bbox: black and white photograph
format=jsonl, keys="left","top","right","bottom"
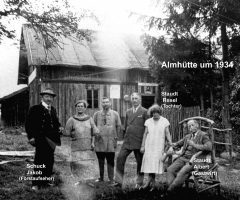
{"left": 0, "top": 0, "right": 240, "bottom": 199}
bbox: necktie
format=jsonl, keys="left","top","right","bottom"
{"left": 191, "top": 133, "right": 196, "bottom": 140}
{"left": 47, "top": 105, "right": 51, "bottom": 115}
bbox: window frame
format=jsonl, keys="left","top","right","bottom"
{"left": 87, "top": 89, "right": 99, "bottom": 108}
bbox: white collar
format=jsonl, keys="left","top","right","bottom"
{"left": 192, "top": 130, "right": 199, "bottom": 138}
{"left": 133, "top": 105, "right": 140, "bottom": 113}
{"left": 42, "top": 101, "right": 50, "bottom": 109}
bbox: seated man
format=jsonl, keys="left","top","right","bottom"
{"left": 162, "top": 119, "right": 212, "bottom": 197}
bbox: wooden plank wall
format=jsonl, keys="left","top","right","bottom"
{"left": 29, "top": 78, "right": 40, "bottom": 107}
{"left": 41, "top": 82, "right": 86, "bottom": 126}
{"left": 161, "top": 106, "right": 200, "bottom": 142}
{"left": 0, "top": 80, "right": 200, "bottom": 142}
{"left": 37, "top": 81, "right": 200, "bottom": 142}
{"left": 0, "top": 89, "right": 29, "bottom": 127}
{"left": 39, "top": 82, "right": 138, "bottom": 126}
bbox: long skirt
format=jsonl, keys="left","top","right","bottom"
{"left": 71, "top": 150, "right": 99, "bottom": 181}
{"left": 54, "top": 137, "right": 99, "bottom": 181}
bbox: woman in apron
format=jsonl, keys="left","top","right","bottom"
{"left": 65, "top": 100, "right": 99, "bottom": 182}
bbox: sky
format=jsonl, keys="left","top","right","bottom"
{"left": 0, "top": 0, "right": 165, "bottom": 98}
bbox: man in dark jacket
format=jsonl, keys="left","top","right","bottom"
{"left": 113, "top": 93, "right": 148, "bottom": 188}
{"left": 162, "top": 119, "right": 212, "bottom": 197}
{"left": 25, "top": 88, "right": 62, "bottom": 190}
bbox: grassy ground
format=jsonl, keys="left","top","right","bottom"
{"left": 91, "top": 145, "right": 240, "bottom": 200}
{"left": 0, "top": 131, "right": 65, "bottom": 200}
{"left": 0, "top": 158, "right": 65, "bottom": 200}
{"left": 0, "top": 131, "right": 240, "bottom": 200}
{"left": 0, "top": 132, "right": 33, "bottom": 151}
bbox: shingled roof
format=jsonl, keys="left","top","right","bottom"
{"left": 20, "top": 24, "right": 149, "bottom": 67}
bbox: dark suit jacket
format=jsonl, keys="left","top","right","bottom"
{"left": 122, "top": 106, "right": 148, "bottom": 150}
{"left": 25, "top": 103, "right": 61, "bottom": 147}
{"left": 174, "top": 130, "right": 212, "bottom": 159}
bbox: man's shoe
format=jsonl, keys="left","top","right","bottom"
{"left": 95, "top": 178, "right": 104, "bottom": 183}
{"left": 110, "top": 182, "right": 122, "bottom": 188}
{"left": 108, "top": 180, "right": 115, "bottom": 184}
{"left": 31, "top": 186, "right": 39, "bottom": 191}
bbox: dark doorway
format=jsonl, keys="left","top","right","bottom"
{"left": 142, "top": 96, "right": 155, "bottom": 109}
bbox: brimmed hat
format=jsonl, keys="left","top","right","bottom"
{"left": 40, "top": 88, "right": 57, "bottom": 97}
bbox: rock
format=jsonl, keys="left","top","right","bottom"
{"left": 21, "top": 132, "right": 27, "bottom": 136}
{"left": 220, "top": 151, "right": 237, "bottom": 160}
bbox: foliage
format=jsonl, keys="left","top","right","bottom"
{"left": 205, "top": 101, "right": 222, "bottom": 127}
{"left": 140, "top": 0, "right": 240, "bottom": 128}
{"left": 141, "top": 23, "right": 220, "bottom": 107}
{"left": 230, "top": 67, "right": 240, "bottom": 135}
{"left": 0, "top": 0, "right": 98, "bottom": 47}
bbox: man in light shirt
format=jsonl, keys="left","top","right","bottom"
{"left": 93, "top": 97, "right": 121, "bottom": 184}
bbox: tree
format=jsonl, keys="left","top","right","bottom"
{"left": 140, "top": 1, "right": 223, "bottom": 113}
{"left": 142, "top": 33, "right": 219, "bottom": 109}
{"left": 230, "top": 66, "right": 240, "bottom": 134}
{"left": 141, "top": 0, "right": 240, "bottom": 150}
{"left": 229, "top": 35, "right": 240, "bottom": 134}
{"left": 0, "top": 0, "right": 98, "bottom": 47}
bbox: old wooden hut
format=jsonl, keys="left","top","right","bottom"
{"left": 18, "top": 24, "right": 159, "bottom": 127}
{"left": 0, "top": 87, "right": 29, "bottom": 127}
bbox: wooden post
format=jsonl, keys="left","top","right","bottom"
{"left": 209, "top": 123, "right": 216, "bottom": 164}
{"left": 221, "top": 23, "right": 231, "bottom": 152}
{"left": 228, "top": 130, "right": 233, "bottom": 162}
{"left": 210, "top": 86, "right": 214, "bottom": 119}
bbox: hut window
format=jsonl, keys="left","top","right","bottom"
{"left": 87, "top": 89, "right": 99, "bottom": 108}
{"left": 141, "top": 86, "right": 144, "bottom": 94}
{"left": 152, "top": 87, "right": 156, "bottom": 94}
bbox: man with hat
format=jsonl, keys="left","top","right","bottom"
{"left": 25, "top": 88, "right": 63, "bottom": 190}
